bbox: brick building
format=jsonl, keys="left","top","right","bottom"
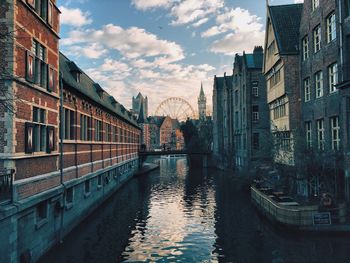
{"left": 233, "top": 47, "right": 270, "bottom": 169}
{"left": 263, "top": 3, "right": 303, "bottom": 167}
{"left": 212, "top": 75, "right": 226, "bottom": 169}
{"left": 298, "top": 0, "right": 344, "bottom": 198}
{"left": 0, "top": 1, "right": 141, "bottom": 262}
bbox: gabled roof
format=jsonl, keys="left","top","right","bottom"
{"left": 268, "top": 4, "right": 303, "bottom": 55}
{"left": 59, "top": 52, "right": 139, "bottom": 128}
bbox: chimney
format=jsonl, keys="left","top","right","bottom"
{"left": 253, "top": 46, "right": 263, "bottom": 54}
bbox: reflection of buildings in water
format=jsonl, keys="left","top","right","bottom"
{"left": 122, "top": 161, "right": 219, "bottom": 262}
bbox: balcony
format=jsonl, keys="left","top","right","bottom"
{"left": 0, "top": 170, "right": 14, "bottom": 204}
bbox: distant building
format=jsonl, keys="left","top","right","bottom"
{"left": 198, "top": 83, "right": 207, "bottom": 121}
{"left": 132, "top": 92, "right": 148, "bottom": 119}
{"left": 263, "top": 3, "right": 303, "bottom": 167}
{"left": 137, "top": 103, "right": 151, "bottom": 150}
{"left": 147, "top": 116, "right": 184, "bottom": 150}
{"left": 233, "top": 47, "right": 270, "bottom": 169}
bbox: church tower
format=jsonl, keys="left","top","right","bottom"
{"left": 198, "top": 83, "right": 207, "bottom": 120}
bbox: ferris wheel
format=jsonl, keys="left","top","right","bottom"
{"left": 155, "top": 97, "right": 195, "bottom": 121}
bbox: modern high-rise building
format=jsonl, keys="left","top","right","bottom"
{"left": 198, "top": 83, "right": 207, "bottom": 120}
{"left": 132, "top": 92, "right": 148, "bottom": 120}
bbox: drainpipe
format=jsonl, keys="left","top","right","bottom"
{"left": 339, "top": 0, "right": 344, "bottom": 82}
{"left": 59, "top": 72, "right": 65, "bottom": 243}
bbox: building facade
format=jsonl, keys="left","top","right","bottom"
{"left": 0, "top": 2, "right": 141, "bottom": 262}
{"left": 233, "top": 47, "right": 270, "bottom": 169}
{"left": 132, "top": 92, "right": 148, "bottom": 120}
{"left": 298, "top": 0, "right": 344, "bottom": 198}
{"left": 263, "top": 3, "right": 303, "bottom": 167}
{"left": 198, "top": 83, "right": 207, "bottom": 121}
{"left": 212, "top": 76, "right": 226, "bottom": 168}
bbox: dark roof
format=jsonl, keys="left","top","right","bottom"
{"left": 59, "top": 52, "right": 139, "bottom": 128}
{"left": 244, "top": 53, "right": 263, "bottom": 69}
{"left": 148, "top": 116, "right": 166, "bottom": 127}
{"left": 269, "top": 4, "right": 303, "bottom": 55}
{"left": 68, "top": 61, "right": 83, "bottom": 73}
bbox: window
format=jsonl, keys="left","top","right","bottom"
{"left": 36, "top": 201, "right": 48, "bottom": 221}
{"left": 315, "top": 71, "right": 323, "bottom": 98}
{"left": 317, "top": 119, "right": 325, "bottom": 150}
{"left": 106, "top": 123, "right": 111, "bottom": 142}
{"left": 312, "top": 0, "right": 319, "bottom": 11}
{"left": 253, "top": 133, "right": 259, "bottom": 150}
{"left": 252, "top": 82, "right": 259, "bottom": 97}
{"left": 331, "top": 116, "right": 340, "bottom": 150}
{"left": 66, "top": 188, "right": 74, "bottom": 204}
{"left": 252, "top": 106, "right": 259, "bottom": 122}
{"left": 304, "top": 78, "right": 311, "bottom": 102}
{"left": 63, "top": 108, "right": 75, "bottom": 140}
{"left": 302, "top": 36, "right": 309, "bottom": 61}
{"left": 84, "top": 180, "right": 91, "bottom": 194}
{"left": 327, "top": 13, "right": 336, "bottom": 43}
{"left": 95, "top": 120, "right": 103, "bottom": 141}
{"left": 305, "top": 121, "right": 312, "bottom": 149}
{"left": 313, "top": 25, "right": 321, "bottom": 53}
{"left": 32, "top": 39, "right": 48, "bottom": 89}
{"left": 272, "top": 103, "right": 287, "bottom": 120}
{"left": 80, "top": 114, "right": 91, "bottom": 141}
{"left": 33, "top": 106, "right": 47, "bottom": 152}
{"left": 269, "top": 68, "right": 281, "bottom": 88}
{"left": 328, "top": 63, "right": 338, "bottom": 93}
{"left": 35, "top": 0, "right": 48, "bottom": 20}
{"left": 112, "top": 125, "right": 117, "bottom": 142}
{"left": 275, "top": 131, "right": 291, "bottom": 151}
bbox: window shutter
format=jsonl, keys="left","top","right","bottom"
{"left": 47, "top": 65, "right": 55, "bottom": 92}
{"left": 25, "top": 122, "right": 35, "bottom": 154}
{"left": 46, "top": 126, "right": 55, "bottom": 153}
{"left": 27, "top": 0, "right": 35, "bottom": 8}
{"left": 47, "top": 1, "right": 53, "bottom": 26}
{"left": 26, "top": 51, "right": 35, "bottom": 83}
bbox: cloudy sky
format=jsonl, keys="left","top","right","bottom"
{"left": 58, "top": 0, "right": 303, "bottom": 115}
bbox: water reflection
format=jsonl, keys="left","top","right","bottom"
{"left": 122, "top": 158, "right": 218, "bottom": 262}
{"left": 39, "top": 158, "right": 350, "bottom": 263}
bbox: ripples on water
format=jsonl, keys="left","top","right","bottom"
{"left": 121, "top": 159, "right": 219, "bottom": 262}
{"left": 39, "top": 158, "right": 350, "bottom": 263}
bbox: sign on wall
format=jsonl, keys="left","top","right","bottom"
{"left": 313, "top": 212, "right": 331, "bottom": 226}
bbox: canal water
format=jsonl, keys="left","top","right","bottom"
{"left": 39, "top": 158, "right": 350, "bottom": 263}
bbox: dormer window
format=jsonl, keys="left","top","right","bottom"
{"left": 68, "top": 61, "right": 82, "bottom": 83}
{"left": 93, "top": 83, "right": 104, "bottom": 98}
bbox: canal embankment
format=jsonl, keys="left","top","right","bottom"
{"left": 251, "top": 186, "right": 350, "bottom": 232}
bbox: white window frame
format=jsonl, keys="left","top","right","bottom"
{"left": 302, "top": 36, "right": 309, "bottom": 61}
{"left": 327, "top": 13, "right": 336, "bottom": 43}
{"left": 331, "top": 116, "right": 340, "bottom": 150}
{"left": 317, "top": 119, "right": 325, "bottom": 150}
{"left": 306, "top": 121, "right": 312, "bottom": 149}
{"left": 313, "top": 25, "right": 321, "bottom": 53}
{"left": 315, "top": 71, "right": 323, "bottom": 98}
{"left": 304, "top": 78, "right": 311, "bottom": 102}
{"left": 328, "top": 63, "right": 338, "bottom": 93}
{"left": 312, "top": 0, "right": 319, "bottom": 11}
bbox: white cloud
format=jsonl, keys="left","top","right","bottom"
{"left": 294, "top": 0, "right": 304, "bottom": 3}
{"left": 65, "top": 43, "right": 107, "bottom": 59}
{"left": 210, "top": 31, "right": 265, "bottom": 55}
{"left": 59, "top": 6, "right": 92, "bottom": 27}
{"left": 170, "top": 0, "right": 224, "bottom": 26}
{"left": 131, "top": 0, "right": 170, "bottom": 10}
{"left": 203, "top": 7, "right": 265, "bottom": 55}
{"left": 62, "top": 24, "right": 185, "bottom": 64}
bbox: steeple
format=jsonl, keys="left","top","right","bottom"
{"left": 198, "top": 82, "right": 207, "bottom": 121}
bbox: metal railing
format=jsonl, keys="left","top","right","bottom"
{"left": 0, "top": 169, "right": 14, "bottom": 204}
